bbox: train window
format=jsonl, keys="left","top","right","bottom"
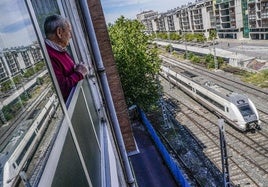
{"left": 170, "top": 74, "right": 192, "bottom": 90}
{"left": 196, "top": 90, "right": 225, "bottom": 111}
{"left": 238, "top": 105, "right": 255, "bottom": 116}
{"left": 0, "top": 1, "right": 64, "bottom": 186}
{"left": 16, "top": 133, "right": 37, "bottom": 166}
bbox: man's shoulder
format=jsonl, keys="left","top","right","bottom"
{"left": 45, "top": 43, "right": 63, "bottom": 57}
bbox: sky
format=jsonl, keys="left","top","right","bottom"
{"left": 101, "top": 0, "right": 193, "bottom": 24}
{"left": 0, "top": 0, "right": 36, "bottom": 49}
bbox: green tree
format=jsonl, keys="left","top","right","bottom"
{"left": 166, "top": 44, "right": 173, "bottom": 52}
{"left": 191, "top": 55, "right": 201, "bottom": 63}
{"left": 205, "top": 54, "right": 215, "bottom": 68}
{"left": 208, "top": 29, "right": 217, "bottom": 40}
{"left": 196, "top": 33, "right": 206, "bottom": 42}
{"left": 108, "top": 16, "right": 161, "bottom": 111}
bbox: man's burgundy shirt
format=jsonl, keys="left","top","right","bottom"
{"left": 45, "top": 44, "right": 83, "bottom": 102}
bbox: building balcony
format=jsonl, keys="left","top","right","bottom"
{"left": 222, "top": 19, "right": 231, "bottom": 23}
{"left": 216, "top": 0, "right": 230, "bottom": 4}
{"left": 249, "top": 15, "right": 257, "bottom": 19}
{"left": 216, "top": 25, "right": 222, "bottom": 29}
{"left": 261, "top": 12, "right": 268, "bottom": 18}
{"left": 248, "top": 0, "right": 256, "bottom": 3}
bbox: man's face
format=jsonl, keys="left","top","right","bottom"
{"left": 57, "top": 22, "right": 72, "bottom": 48}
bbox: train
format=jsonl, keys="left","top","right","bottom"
{"left": 160, "top": 65, "right": 261, "bottom": 132}
{"left": 3, "top": 94, "right": 58, "bottom": 187}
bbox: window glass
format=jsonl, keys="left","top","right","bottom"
{"left": 239, "top": 105, "right": 254, "bottom": 116}
{"left": 0, "top": 1, "right": 63, "bottom": 187}
{"left": 29, "top": 1, "right": 102, "bottom": 186}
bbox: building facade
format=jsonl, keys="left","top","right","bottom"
{"left": 248, "top": 0, "right": 268, "bottom": 39}
{"left": 137, "top": 0, "right": 268, "bottom": 40}
{"left": 0, "top": 45, "right": 43, "bottom": 82}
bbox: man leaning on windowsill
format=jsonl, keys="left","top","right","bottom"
{"left": 44, "top": 14, "right": 89, "bottom": 102}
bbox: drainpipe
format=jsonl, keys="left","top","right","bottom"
{"left": 78, "top": 0, "right": 135, "bottom": 186}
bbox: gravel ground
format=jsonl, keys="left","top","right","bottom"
{"left": 147, "top": 79, "right": 225, "bottom": 187}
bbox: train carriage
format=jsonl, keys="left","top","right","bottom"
{"left": 3, "top": 95, "right": 58, "bottom": 187}
{"left": 160, "top": 66, "right": 261, "bottom": 132}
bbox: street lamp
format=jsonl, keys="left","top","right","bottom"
{"left": 184, "top": 34, "right": 188, "bottom": 59}
{"left": 218, "top": 119, "right": 231, "bottom": 187}
{"left": 20, "top": 68, "right": 29, "bottom": 100}
{"left": 213, "top": 37, "right": 218, "bottom": 70}
{"left": 168, "top": 30, "right": 172, "bottom": 53}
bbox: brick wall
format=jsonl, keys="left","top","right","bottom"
{"left": 87, "top": 0, "right": 136, "bottom": 152}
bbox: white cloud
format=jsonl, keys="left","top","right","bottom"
{"left": 0, "top": 0, "right": 36, "bottom": 48}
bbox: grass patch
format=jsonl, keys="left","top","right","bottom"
{"left": 241, "top": 69, "right": 268, "bottom": 88}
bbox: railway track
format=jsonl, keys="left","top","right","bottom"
{"left": 156, "top": 127, "right": 204, "bottom": 187}
{"left": 161, "top": 77, "right": 268, "bottom": 186}
{"left": 258, "top": 109, "right": 268, "bottom": 125}
{"left": 160, "top": 55, "right": 268, "bottom": 114}
{"left": 154, "top": 98, "right": 224, "bottom": 186}
{"left": 1, "top": 92, "right": 59, "bottom": 187}
{"left": 0, "top": 86, "right": 52, "bottom": 152}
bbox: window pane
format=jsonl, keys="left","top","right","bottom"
{"left": 0, "top": 1, "right": 63, "bottom": 187}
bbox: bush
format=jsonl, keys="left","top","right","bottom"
{"left": 13, "top": 75, "right": 23, "bottom": 85}
{"left": 165, "top": 44, "right": 173, "bottom": 52}
{"left": 191, "top": 56, "right": 201, "bottom": 63}
{"left": 1, "top": 80, "right": 13, "bottom": 92}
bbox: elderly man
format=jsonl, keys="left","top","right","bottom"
{"left": 44, "top": 14, "right": 88, "bottom": 102}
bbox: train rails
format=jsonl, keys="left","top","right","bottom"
{"left": 158, "top": 63, "right": 268, "bottom": 186}
{"left": 0, "top": 85, "right": 52, "bottom": 150}
{"left": 0, "top": 89, "right": 59, "bottom": 187}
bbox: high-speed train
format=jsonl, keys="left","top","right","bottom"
{"left": 160, "top": 65, "right": 261, "bottom": 132}
{"left": 3, "top": 94, "right": 58, "bottom": 187}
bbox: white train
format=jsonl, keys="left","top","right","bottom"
{"left": 160, "top": 66, "right": 261, "bottom": 132}
{"left": 3, "top": 94, "right": 58, "bottom": 187}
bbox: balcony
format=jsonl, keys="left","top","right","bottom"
{"left": 216, "top": 0, "right": 229, "bottom": 4}
{"left": 221, "top": 10, "right": 230, "bottom": 16}
{"left": 261, "top": 12, "right": 268, "bottom": 19}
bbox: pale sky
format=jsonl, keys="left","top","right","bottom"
{"left": 100, "top": 0, "right": 193, "bottom": 24}
{"left": 0, "top": 0, "right": 36, "bottom": 49}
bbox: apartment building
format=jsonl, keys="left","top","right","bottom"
{"left": 215, "top": 0, "right": 244, "bottom": 39}
{"left": 152, "top": 13, "right": 167, "bottom": 32}
{"left": 0, "top": 45, "right": 43, "bottom": 81}
{"left": 137, "top": 10, "right": 158, "bottom": 33}
{"left": 248, "top": 0, "right": 268, "bottom": 39}
{"left": 141, "top": 0, "right": 215, "bottom": 38}
{"left": 137, "top": 0, "right": 268, "bottom": 40}
{"left": 164, "top": 10, "right": 176, "bottom": 32}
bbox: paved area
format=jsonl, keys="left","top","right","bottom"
{"left": 216, "top": 39, "right": 268, "bottom": 61}
{"left": 155, "top": 39, "right": 268, "bottom": 71}
{"left": 129, "top": 123, "right": 179, "bottom": 187}
{"left": 156, "top": 40, "right": 254, "bottom": 61}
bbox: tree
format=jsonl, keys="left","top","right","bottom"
{"left": 208, "top": 29, "right": 217, "bottom": 40}
{"left": 108, "top": 16, "right": 161, "bottom": 111}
